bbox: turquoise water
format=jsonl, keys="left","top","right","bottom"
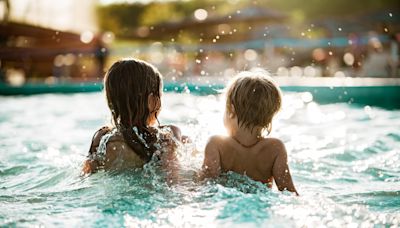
{"left": 0, "top": 92, "right": 399, "bottom": 227}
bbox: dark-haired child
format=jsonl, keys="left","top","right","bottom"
{"left": 82, "top": 59, "right": 182, "bottom": 175}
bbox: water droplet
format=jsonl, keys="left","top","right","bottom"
{"left": 389, "top": 13, "right": 393, "bottom": 17}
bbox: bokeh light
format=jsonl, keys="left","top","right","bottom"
{"left": 194, "top": 9, "right": 208, "bottom": 21}
{"left": 80, "top": 31, "right": 94, "bottom": 44}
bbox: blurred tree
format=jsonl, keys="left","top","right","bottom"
{"left": 262, "top": 0, "right": 399, "bottom": 19}
{"left": 97, "top": 0, "right": 399, "bottom": 38}
{"left": 140, "top": 3, "right": 183, "bottom": 26}
{"left": 97, "top": 0, "right": 228, "bottom": 41}
{"left": 97, "top": 3, "right": 146, "bottom": 36}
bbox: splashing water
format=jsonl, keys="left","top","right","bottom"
{"left": 0, "top": 92, "right": 399, "bottom": 227}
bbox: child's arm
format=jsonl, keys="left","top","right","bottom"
{"left": 201, "top": 136, "right": 222, "bottom": 178}
{"left": 159, "top": 125, "right": 181, "bottom": 184}
{"left": 160, "top": 144, "right": 179, "bottom": 185}
{"left": 167, "top": 125, "right": 192, "bottom": 144}
{"left": 81, "top": 126, "right": 110, "bottom": 175}
{"left": 271, "top": 139, "right": 299, "bottom": 195}
{"left": 82, "top": 159, "right": 99, "bottom": 174}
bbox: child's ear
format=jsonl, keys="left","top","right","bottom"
{"left": 148, "top": 93, "right": 157, "bottom": 112}
{"left": 229, "top": 104, "right": 236, "bottom": 118}
{"left": 148, "top": 93, "right": 161, "bottom": 112}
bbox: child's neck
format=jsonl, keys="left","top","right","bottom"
{"left": 231, "top": 127, "right": 261, "bottom": 147}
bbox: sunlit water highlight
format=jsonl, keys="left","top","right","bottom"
{"left": 0, "top": 92, "right": 399, "bottom": 227}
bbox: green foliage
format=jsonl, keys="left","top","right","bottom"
{"left": 97, "top": 0, "right": 399, "bottom": 37}
{"left": 140, "top": 3, "right": 183, "bottom": 25}
{"left": 97, "top": 3, "right": 146, "bottom": 35}
{"left": 262, "top": 0, "right": 399, "bottom": 19}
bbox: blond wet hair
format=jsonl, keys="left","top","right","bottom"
{"left": 226, "top": 70, "right": 282, "bottom": 134}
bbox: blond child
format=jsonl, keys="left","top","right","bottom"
{"left": 201, "top": 71, "right": 298, "bottom": 195}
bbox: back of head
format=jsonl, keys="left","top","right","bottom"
{"left": 104, "top": 58, "right": 162, "bottom": 128}
{"left": 226, "top": 70, "right": 282, "bottom": 134}
{"left": 103, "top": 59, "right": 162, "bottom": 161}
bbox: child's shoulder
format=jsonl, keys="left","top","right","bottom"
{"left": 93, "top": 126, "right": 112, "bottom": 139}
{"left": 89, "top": 126, "right": 127, "bottom": 150}
{"left": 261, "top": 137, "right": 285, "bottom": 147}
{"left": 89, "top": 126, "right": 112, "bottom": 153}
{"left": 160, "top": 125, "right": 181, "bottom": 140}
{"left": 207, "top": 135, "right": 228, "bottom": 144}
{"left": 259, "top": 137, "right": 287, "bottom": 157}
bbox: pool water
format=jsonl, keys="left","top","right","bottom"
{"left": 0, "top": 92, "right": 399, "bottom": 227}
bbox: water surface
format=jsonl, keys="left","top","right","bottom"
{"left": 0, "top": 92, "right": 399, "bottom": 227}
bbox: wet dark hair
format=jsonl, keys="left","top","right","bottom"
{"left": 104, "top": 59, "right": 162, "bottom": 161}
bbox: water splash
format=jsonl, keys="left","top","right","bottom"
{"left": 0, "top": 92, "right": 399, "bottom": 227}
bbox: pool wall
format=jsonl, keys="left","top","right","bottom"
{"left": 1, "top": 78, "right": 400, "bottom": 109}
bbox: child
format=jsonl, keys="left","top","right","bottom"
{"left": 82, "top": 59, "right": 181, "bottom": 175}
{"left": 201, "top": 71, "right": 298, "bottom": 195}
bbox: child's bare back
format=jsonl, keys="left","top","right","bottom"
{"left": 83, "top": 125, "right": 180, "bottom": 173}
{"left": 204, "top": 136, "right": 296, "bottom": 192}
{"left": 201, "top": 71, "right": 298, "bottom": 195}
